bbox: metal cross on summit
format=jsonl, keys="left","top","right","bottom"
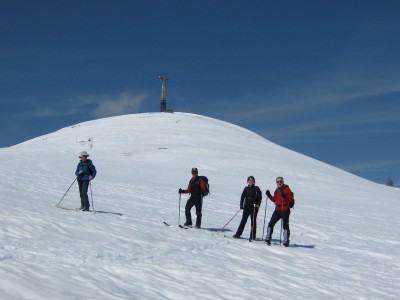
{"left": 159, "top": 74, "right": 169, "bottom": 112}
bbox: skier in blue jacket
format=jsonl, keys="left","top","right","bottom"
{"left": 75, "top": 151, "right": 97, "bottom": 211}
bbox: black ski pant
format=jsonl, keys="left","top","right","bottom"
{"left": 78, "top": 179, "right": 90, "bottom": 209}
{"left": 185, "top": 196, "right": 202, "bottom": 227}
{"left": 235, "top": 206, "right": 259, "bottom": 239}
{"left": 268, "top": 209, "right": 290, "bottom": 239}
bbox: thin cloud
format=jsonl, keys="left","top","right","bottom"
{"left": 339, "top": 159, "right": 400, "bottom": 173}
{"left": 210, "top": 74, "right": 400, "bottom": 144}
{"left": 19, "top": 92, "right": 147, "bottom": 119}
{"left": 25, "top": 106, "right": 59, "bottom": 117}
{"left": 90, "top": 93, "right": 146, "bottom": 118}
{"left": 266, "top": 109, "right": 400, "bottom": 139}
{"left": 216, "top": 74, "right": 400, "bottom": 123}
{"left": 21, "top": 106, "right": 80, "bottom": 117}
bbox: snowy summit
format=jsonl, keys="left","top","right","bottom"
{"left": 0, "top": 112, "right": 399, "bottom": 299}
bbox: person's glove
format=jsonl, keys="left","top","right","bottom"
{"left": 281, "top": 191, "right": 286, "bottom": 198}
{"left": 240, "top": 205, "right": 244, "bottom": 209}
{"left": 266, "top": 190, "right": 271, "bottom": 197}
{"left": 179, "top": 188, "right": 183, "bottom": 194}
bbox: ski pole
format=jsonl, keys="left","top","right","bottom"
{"left": 89, "top": 180, "right": 94, "bottom": 213}
{"left": 221, "top": 209, "right": 241, "bottom": 231}
{"left": 251, "top": 204, "right": 257, "bottom": 240}
{"left": 262, "top": 199, "right": 267, "bottom": 241}
{"left": 178, "top": 193, "right": 181, "bottom": 226}
{"left": 280, "top": 202, "right": 283, "bottom": 247}
{"left": 56, "top": 177, "right": 77, "bottom": 207}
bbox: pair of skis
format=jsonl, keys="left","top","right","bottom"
{"left": 163, "top": 221, "right": 256, "bottom": 243}
{"left": 56, "top": 205, "right": 123, "bottom": 216}
{"left": 163, "top": 221, "right": 192, "bottom": 229}
{"left": 164, "top": 222, "right": 202, "bottom": 230}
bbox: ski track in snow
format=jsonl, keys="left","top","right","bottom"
{"left": 1, "top": 112, "right": 399, "bottom": 299}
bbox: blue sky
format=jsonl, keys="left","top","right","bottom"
{"left": 1, "top": 0, "right": 399, "bottom": 185}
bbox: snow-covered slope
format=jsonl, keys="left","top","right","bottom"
{"left": 0, "top": 112, "right": 399, "bottom": 299}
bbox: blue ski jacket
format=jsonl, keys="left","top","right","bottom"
{"left": 75, "top": 159, "right": 97, "bottom": 181}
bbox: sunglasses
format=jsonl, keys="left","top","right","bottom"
{"left": 276, "top": 180, "right": 283, "bottom": 183}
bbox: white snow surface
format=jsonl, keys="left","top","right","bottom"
{"left": 0, "top": 112, "right": 399, "bottom": 300}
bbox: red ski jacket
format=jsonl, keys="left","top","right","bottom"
{"left": 267, "top": 184, "right": 293, "bottom": 211}
{"left": 183, "top": 176, "right": 207, "bottom": 195}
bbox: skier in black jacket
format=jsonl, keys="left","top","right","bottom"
{"left": 233, "top": 176, "right": 262, "bottom": 240}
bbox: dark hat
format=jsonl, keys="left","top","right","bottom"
{"left": 191, "top": 167, "right": 198, "bottom": 174}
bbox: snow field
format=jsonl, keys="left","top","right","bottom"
{"left": 0, "top": 112, "right": 399, "bottom": 299}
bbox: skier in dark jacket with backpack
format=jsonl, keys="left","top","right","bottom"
{"left": 179, "top": 167, "right": 207, "bottom": 228}
{"left": 265, "top": 176, "right": 294, "bottom": 247}
{"left": 233, "top": 176, "right": 262, "bottom": 240}
{"left": 75, "top": 151, "right": 97, "bottom": 211}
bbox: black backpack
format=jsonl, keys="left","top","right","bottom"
{"left": 197, "top": 176, "right": 210, "bottom": 197}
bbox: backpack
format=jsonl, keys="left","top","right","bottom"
{"left": 289, "top": 192, "right": 295, "bottom": 208}
{"left": 197, "top": 176, "right": 210, "bottom": 197}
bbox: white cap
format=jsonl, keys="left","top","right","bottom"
{"left": 79, "top": 151, "right": 89, "bottom": 158}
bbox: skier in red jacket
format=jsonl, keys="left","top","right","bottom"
{"left": 265, "top": 177, "right": 294, "bottom": 247}
{"left": 179, "top": 168, "right": 207, "bottom": 228}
